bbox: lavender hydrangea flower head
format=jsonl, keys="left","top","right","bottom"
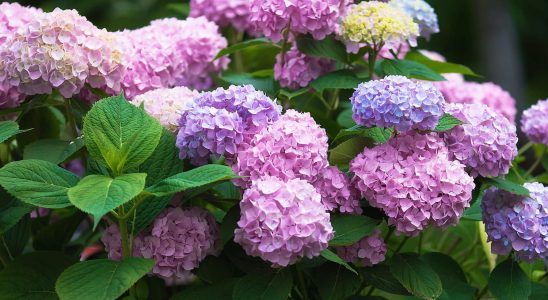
{"left": 441, "top": 103, "right": 518, "bottom": 177}
{"left": 351, "top": 75, "right": 445, "bottom": 133}
{"left": 234, "top": 177, "right": 334, "bottom": 267}
{"left": 177, "top": 85, "right": 281, "bottom": 165}
{"left": 132, "top": 87, "right": 200, "bottom": 132}
{"left": 521, "top": 99, "right": 548, "bottom": 145}
{"left": 190, "top": 0, "right": 253, "bottom": 33}
{"left": 482, "top": 182, "right": 548, "bottom": 263}
{"left": 233, "top": 109, "right": 328, "bottom": 188}
{"left": 336, "top": 230, "right": 386, "bottom": 266}
{"left": 389, "top": 0, "right": 439, "bottom": 39}
{"left": 274, "top": 46, "right": 334, "bottom": 89}
{"left": 350, "top": 132, "right": 475, "bottom": 236}
{"left": 312, "top": 166, "right": 362, "bottom": 214}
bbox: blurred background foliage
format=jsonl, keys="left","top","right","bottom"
{"left": 14, "top": 0, "right": 548, "bottom": 115}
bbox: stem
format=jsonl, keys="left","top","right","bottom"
{"left": 393, "top": 236, "right": 410, "bottom": 255}
{"left": 280, "top": 25, "right": 291, "bottom": 67}
{"left": 524, "top": 147, "right": 545, "bottom": 179}
{"left": 367, "top": 46, "right": 377, "bottom": 79}
{"left": 418, "top": 232, "right": 423, "bottom": 255}
{"left": 476, "top": 284, "right": 488, "bottom": 300}
{"left": 511, "top": 165, "right": 525, "bottom": 184}
{"left": 518, "top": 141, "right": 534, "bottom": 156}
{"left": 118, "top": 213, "right": 137, "bottom": 297}
{"left": 384, "top": 227, "right": 395, "bottom": 242}
{"left": 366, "top": 286, "right": 375, "bottom": 296}
{"left": 64, "top": 99, "right": 78, "bottom": 139}
{"left": 0, "top": 237, "right": 11, "bottom": 267}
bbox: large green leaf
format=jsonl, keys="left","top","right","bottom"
{"left": 296, "top": 34, "right": 347, "bottom": 63}
{"left": 320, "top": 249, "right": 358, "bottom": 275}
{"left": 360, "top": 264, "right": 410, "bottom": 296}
{"left": 233, "top": 269, "right": 293, "bottom": 300}
{"left": 311, "top": 263, "right": 362, "bottom": 300}
{"left": 33, "top": 212, "right": 85, "bottom": 251}
{"left": 2, "top": 214, "right": 30, "bottom": 258}
{"left": 381, "top": 59, "right": 445, "bottom": 81}
{"left": 329, "top": 137, "right": 370, "bottom": 167}
{"left": 311, "top": 70, "right": 363, "bottom": 92}
{"left": 0, "top": 160, "right": 80, "bottom": 208}
{"left": 0, "top": 120, "right": 30, "bottom": 143}
{"left": 433, "top": 113, "right": 464, "bottom": 132}
{"left": 488, "top": 259, "right": 531, "bottom": 300}
{"left": 405, "top": 51, "right": 479, "bottom": 77}
{"left": 421, "top": 253, "right": 476, "bottom": 300}
{"left": 332, "top": 126, "right": 393, "bottom": 147}
{"left": 219, "top": 73, "right": 279, "bottom": 97}
{"left": 55, "top": 258, "right": 154, "bottom": 300}
{"left": 336, "top": 109, "right": 355, "bottom": 129}
{"left": 485, "top": 177, "right": 530, "bottom": 196}
{"left": 67, "top": 173, "right": 146, "bottom": 227}
{"left": 23, "top": 137, "right": 84, "bottom": 164}
{"left": 0, "top": 251, "right": 76, "bottom": 300}
{"left": 216, "top": 38, "right": 272, "bottom": 59}
{"left": 329, "top": 214, "right": 379, "bottom": 246}
{"left": 220, "top": 205, "right": 241, "bottom": 246}
{"left": 0, "top": 188, "right": 33, "bottom": 234}
{"left": 389, "top": 253, "right": 443, "bottom": 300}
{"left": 174, "top": 279, "right": 238, "bottom": 300}
{"left": 83, "top": 94, "right": 163, "bottom": 174}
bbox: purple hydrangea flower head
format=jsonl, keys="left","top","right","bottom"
{"left": 336, "top": 230, "right": 386, "bottom": 266}
{"left": 132, "top": 87, "right": 200, "bottom": 132}
{"left": 441, "top": 103, "right": 518, "bottom": 177}
{"left": 102, "top": 207, "right": 219, "bottom": 282}
{"left": 521, "top": 99, "right": 548, "bottom": 145}
{"left": 190, "top": 0, "right": 253, "bottom": 33}
{"left": 350, "top": 132, "right": 475, "bottom": 236}
{"left": 311, "top": 166, "right": 362, "bottom": 214}
{"left": 389, "top": 0, "right": 439, "bottom": 39}
{"left": 250, "top": 0, "right": 349, "bottom": 42}
{"left": 177, "top": 85, "right": 281, "bottom": 165}
{"left": 233, "top": 109, "right": 329, "bottom": 187}
{"left": 351, "top": 75, "right": 445, "bottom": 132}
{"left": 482, "top": 182, "right": 548, "bottom": 263}
{"left": 274, "top": 46, "right": 334, "bottom": 89}
{"left": 234, "top": 176, "right": 334, "bottom": 267}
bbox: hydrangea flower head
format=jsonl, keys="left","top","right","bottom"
{"left": 521, "top": 99, "right": 548, "bottom": 145}
{"left": 351, "top": 75, "right": 445, "bottom": 132}
{"left": 132, "top": 87, "right": 200, "bottom": 132}
{"left": 441, "top": 103, "right": 518, "bottom": 177}
{"left": 336, "top": 230, "right": 386, "bottom": 266}
{"left": 190, "top": 0, "right": 253, "bottom": 33}
{"left": 274, "top": 46, "right": 334, "bottom": 89}
{"left": 177, "top": 85, "right": 281, "bottom": 165}
{"left": 233, "top": 109, "right": 328, "bottom": 187}
{"left": 234, "top": 177, "right": 334, "bottom": 267}
{"left": 482, "top": 182, "right": 548, "bottom": 263}
{"left": 312, "top": 166, "right": 362, "bottom": 214}
{"left": 350, "top": 132, "right": 475, "bottom": 236}
{"left": 389, "top": 0, "right": 439, "bottom": 39}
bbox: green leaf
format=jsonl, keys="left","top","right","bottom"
{"left": 145, "top": 165, "right": 236, "bottom": 197}
{"left": 3, "top": 214, "right": 30, "bottom": 257}
{"left": 166, "top": 3, "right": 189, "bottom": 16}
{"left": 405, "top": 51, "right": 480, "bottom": 77}
{"left": 174, "top": 279, "right": 238, "bottom": 300}
{"left": 311, "top": 70, "right": 363, "bottom": 92}
{"left": 485, "top": 177, "right": 530, "bottom": 196}
{"left": 433, "top": 113, "right": 464, "bottom": 132}
{"left": 462, "top": 183, "right": 489, "bottom": 221}
{"left": 67, "top": 173, "right": 146, "bottom": 227}
{"left": 421, "top": 253, "right": 476, "bottom": 300}
{"left": 219, "top": 73, "right": 279, "bottom": 97}
{"left": 312, "top": 262, "right": 362, "bottom": 300}
{"left": 0, "top": 159, "right": 80, "bottom": 208}
{"left": 83, "top": 94, "right": 163, "bottom": 174}
{"left": 296, "top": 34, "right": 347, "bottom": 63}
{"left": 23, "top": 137, "right": 84, "bottom": 164}
{"left": 33, "top": 212, "right": 84, "bottom": 251}
{"left": 337, "top": 108, "right": 355, "bottom": 129}
{"left": 0, "top": 188, "right": 33, "bottom": 234}
{"left": 0, "top": 251, "right": 76, "bottom": 300}
{"left": 329, "top": 214, "right": 379, "bottom": 246}
{"left": 232, "top": 269, "right": 293, "bottom": 300}
{"left": 195, "top": 256, "right": 237, "bottom": 284}
{"left": 56, "top": 258, "right": 154, "bottom": 300}
{"left": 360, "top": 264, "right": 410, "bottom": 296}
{"left": 216, "top": 38, "right": 272, "bottom": 59}
{"left": 488, "top": 259, "right": 531, "bottom": 300}
{"left": 332, "top": 126, "right": 393, "bottom": 147}
{"left": 329, "top": 138, "right": 369, "bottom": 167}
{"left": 0, "top": 120, "right": 31, "bottom": 143}
{"left": 381, "top": 59, "right": 445, "bottom": 81}
{"left": 320, "top": 249, "right": 358, "bottom": 275}
{"left": 220, "top": 205, "right": 241, "bottom": 246}
{"left": 279, "top": 88, "right": 309, "bottom": 100}
{"left": 389, "top": 253, "right": 443, "bottom": 300}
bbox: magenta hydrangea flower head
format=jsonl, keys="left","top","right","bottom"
{"left": 249, "top": 0, "right": 348, "bottom": 42}
{"left": 336, "top": 230, "right": 386, "bottom": 266}
{"left": 177, "top": 85, "right": 281, "bottom": 165}
{"left": 350, "top": 132, "right": 475, "bottom": 236}
{"left": 389, "top": 0, "right": 439, "bottom": 39}
{"left": 482, "top": 182, "right": 548, "bottom": 263}
{"left": 521, "top": 99, "right": 548, "bottom": 145}
{"left": 351, "top": 75, "right": 445, "bottom": 133}
{"left": 233, "top": 109, "right": 329, "bottom": 188}
{"left": 102, "top": 207, "right": 219, "bottom": 282}
{"left": 234, "top": 177, "right": 334, "bottom": 267}
{"left": 441, "top": 103, "right": 518, "bottom": 178}
{"left": 132, "top": 87, "right": 200, "bottom": 132}
{"left": 311, "top": 166, "right": 362, "bottom": 214}
{"left": 189, "top": 0, "right": 253, "bottom": 33}
{"left": 274, "top": 46, "right": 334, "bottom": 89}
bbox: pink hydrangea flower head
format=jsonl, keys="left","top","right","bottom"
{"left": 250, "top": 0, "right": 348, "bottom": 42}
{"left": 521, "top": 99, "right": 548, "bottom": 145}
{"left": 351, "top": 75, "right": 445, "bottom": 132}
{"left": 389, "top": 0, "right": 439, "bottom": 39}
{"left": 132, "top": 87, "right": 200, "bottom": 132}
{"left": 177, "top": 85, "right": 281, "bottom": 165}
{"left": 336, "top": 230, "right": 386, "bottom": 266}
{"left": 234, "top": 177, "right": 334, "bottom": 267}
{"left": 233, "top": 109, "right": 329, "bottom": 187}
{"left": 442, "top": 103, "right": 518, "bottom": 177}
{"left": 350, "top": 132, "right": 475, "bottom": 236}
{"left": 482, "top": 182, "right": 548, "bottom": 263}
{"left": 274, "top": 46, "right": 334, "bottom": 89}
{"left": 311, "top": 166, "right": 362, "bottom": 214}
{"left": 190, "top": 0, "right": 253, "bottom": 33}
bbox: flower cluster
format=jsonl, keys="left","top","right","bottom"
{"left": 482, "top": 183, "right": 548, "bottom": 263}
{"left": 350, "top": 132, "right": 475, "bottom": 236}
{"left": 102, "top": 207, "right": 219, "bottom": 282}
{"left": 311, "top": 166, "right": 362, "bottom": 214}
{"left": 521, "top": 99, "right": 548, "bottom": 145}
{"left": 176, "top": 85, "right": 281, "bottom": 165}
{"left": 389, "top": 0, "right": 439, "bottom": 39}
{"left": 441, "top": 103, "right": 518, "bottom": 177}
{"left": 132, "top": 87, "right": 200, "bottom": 132}
{"left": 351, "top": 76, "right": 445, "bottom": 133}
{"left": 274, "top": 46, "right": 334, "bottom": 89}
{"left": 189, "top": 0, "right": 253, "bottom": 33}
{"left": 336, "top": 230, "right": 387, "bottom": 266}
{"left": 234, "top": 177, "right": 334, "bottom": 267}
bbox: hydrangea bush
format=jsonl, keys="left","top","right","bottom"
{"left": 0, "top": 1, "right": 546, "bottom": 300}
